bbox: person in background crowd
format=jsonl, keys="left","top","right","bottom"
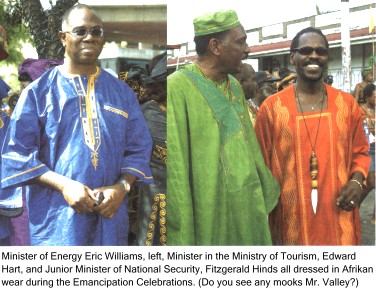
{"left": 18, "top": 58, "right": 63, "bottom": 90}
{"left": 0, "top": 25, "right": 24, "bottom": 247}
{"left": 0, "top": 77, "right": 10, "bottom": 115}
{"left": 1, "top": 91, "right": 27, "bottom": 246}
{"left": 1, "top": 4, "right": 153, "bottom": 245}
{"left": 324, "top": 74, "right": 333, "bottom": 86}
{"left": 0, "top": 26, "right": 25, "bottom": 245}
{"left": 0, "top": 77, "right": 11, "bottom": 246}
{"left": 360, "top": 83, "right": 375, "bottom": 224}
{"left": 0, "top": 217, "right": 10, "bottom": 245}
{"left": 1, "top": 59, "right": 64, "bottom": 246}
{"left": 118, "top": 65, "right": 149, "bottom": 245}
{"left": 233, "top": 62, "right": 258, "bottom": 125}
{"left": 3, "top": 59, "right": 63, "bottom": 246}
{"left": 277, "top": 67, "right": 296, "bottom": 91}
{"left": 255, "top": 27, "right": 370, "bottom": 245}
{"left": 0, "top": 78, "right": 10, "bottom": 100}
{"left": 2, "top": 59, "right": 62, "bottom": 118}
{"left": 2, "top": 92, "right": 19, "bottom": 116}
{"left": 118, "top": 65, "right": 147, "bottom": 101}
{"left": 118, "top": 53, "right": 167, "bottom": 246}
{"left": 353, "top": 68, "right": 373, "bottom": 105}
{"left": 137, "top": 52, "right": 167, "bottom": 245}
{"left": 167, "top": 9, "right": 280, "bottom": 245}
{"left": 254, "top": 70, "right": 280, "bottom": 106}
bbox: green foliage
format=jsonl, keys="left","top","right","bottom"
{"left": 0, "top": 0, "right": 78, "bottom": 88}
{"left": 369, "top": 55, "right": 376, "bottom": 67}
{"left": 0, "top": 0, "right": 31, "bottom": 66}
{"left": 0, "top": 0, "right": 31, "bottom": 90}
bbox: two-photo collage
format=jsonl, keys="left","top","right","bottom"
{"left": 0, "top": 0, "right": 375, "bottom": 248}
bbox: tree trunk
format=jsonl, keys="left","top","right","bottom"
{"left": 20, "top": 0, "right": 78, "bottom": 59}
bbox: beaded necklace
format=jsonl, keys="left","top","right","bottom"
{"left": 295, "top": 85, "right": 326, "bottom": 214}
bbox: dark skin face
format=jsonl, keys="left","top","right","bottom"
{"left": 366, "top": 89, "right": 376, "bottom": 108}
{"left": 197, "top": 25, "right": 250, "bottom": 83}
{"left": 236, "top": 63, "right": 256, "bottom": 100}
{"left": 363, "top": 72, "right": 373, "bottom": 83}
{"left": 59, "top": 7, "right": 105, "bottom": 76}
{"left": 217, "top": 25, "right": 250, "bottom": 75}
{"left": 290, "top": 32, "right": 329, "bottom": 112}
{"left": 290, "top": 32, "right": 328, "bottom": 86}
{"left": 256, "top": 82, "right": 276, "bottom": 105}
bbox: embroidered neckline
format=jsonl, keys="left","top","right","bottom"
{"left": 194, "top": 60, "right": 230, "bottom": 95}
{"left": 71, "top": 70, "right": 101, "bottom": 170}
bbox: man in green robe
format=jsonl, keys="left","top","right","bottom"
{"left": 167, "top": 10, "right": 280, "bottom": 245}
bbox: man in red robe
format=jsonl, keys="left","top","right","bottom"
{"left": 255, "top": 27, "right": 370, "bottom": 245}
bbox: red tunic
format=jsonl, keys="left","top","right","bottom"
{"left": 255, "top": 84, "right": 370, "bottom": 245}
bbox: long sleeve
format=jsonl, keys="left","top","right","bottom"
{"left": 1, "top": 88, "right": 50, "bottom": 188}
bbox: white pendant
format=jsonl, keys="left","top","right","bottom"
{"left": 311, "top": 189, "right": 318, "bottom": 214}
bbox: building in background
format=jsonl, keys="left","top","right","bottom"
{"left": 95, "top": 4, "right": 166, "bottom": 73}
{"left": 1, "top": 2, "right": 167, "bottom": 90}
{"left": 168, "top": 3, "right": 375, "bottom": 92}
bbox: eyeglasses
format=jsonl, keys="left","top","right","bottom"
{"left": 64, "top": 27, "right": 104, "bottom": 38}
{"left": 292, "top": 46, "right": 328, "bottom": 56}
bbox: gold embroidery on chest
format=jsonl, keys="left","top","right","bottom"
{"left": 74, "top": 70, "right": 101, "bottom": 170}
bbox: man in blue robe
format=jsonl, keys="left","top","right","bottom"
{"left": 1, "top": 4, "right": 153, "bottom": 246}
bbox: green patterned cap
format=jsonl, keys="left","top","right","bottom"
{"left": 193, "top": 10, "right": 240, "bottom": 36}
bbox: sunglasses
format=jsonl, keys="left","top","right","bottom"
{"left": 64, "top": 27, "right": 104, "bottom": 38}
{"left": 292, "top": 46, "right": 328, "bottom": 56}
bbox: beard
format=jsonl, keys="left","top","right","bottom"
{"left": 300, "top": 72, "right": 323, "bottom": 83}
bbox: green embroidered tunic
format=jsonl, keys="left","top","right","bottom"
{"left": 167, "top": 63, "right": 280, "bottom": 245}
